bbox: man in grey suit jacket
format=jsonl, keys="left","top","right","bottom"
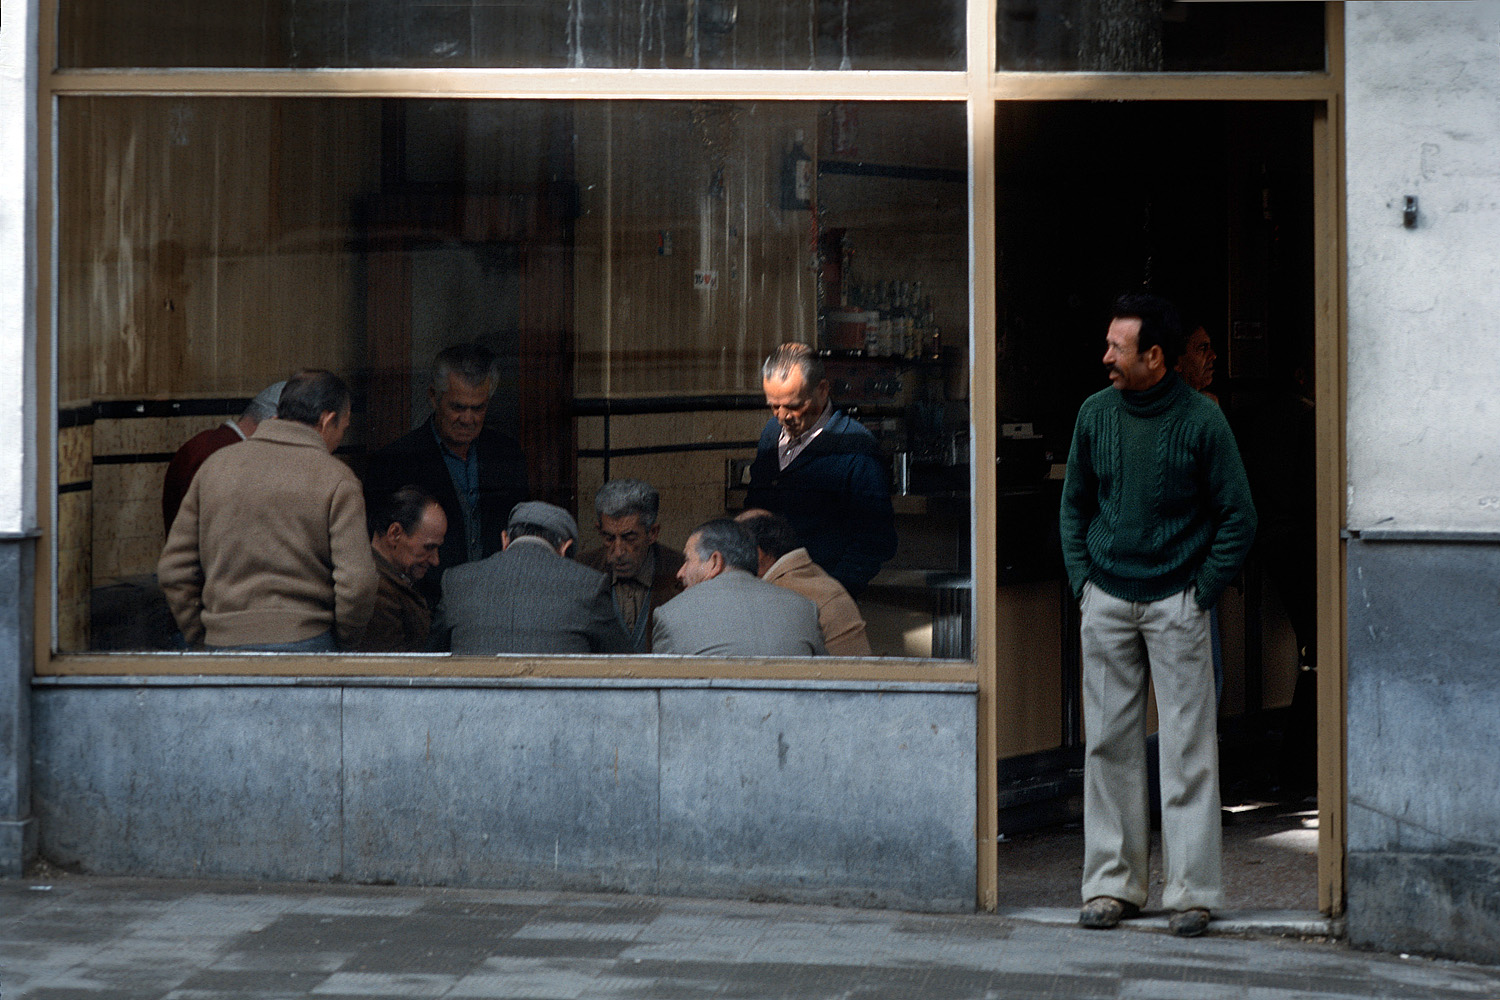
{"left": 652, "top": 519, "right": 827, "bottom": 657}
{"left": 436, "top": 501, "right": 629, "bottom": 655}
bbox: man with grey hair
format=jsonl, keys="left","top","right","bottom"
{"left": 364, "top": 343, "right": 528, "bottom": 602}
{"left": 745, "top": 342, "right": 897, "bottom": 597}
{"left": 434, "top": 501, "right": 628, "bottom": 656}
{"left": 652, "top": 518, "right": 826, "bottom": 657}
{"left": 162, "top": 380, "right": 285, "bottom": 531}
{"left": 579, "top": 479, "right": 684, "bottom": 652}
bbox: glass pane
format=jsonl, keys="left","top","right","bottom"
{"left": 57, "top": 97, "right": 972, "bottom": 659}
{"left": 60, "top": 0, "right": 963, "bottom": 70}
{"left": 997, "top": 1, "right": 1325, "bottom": 72}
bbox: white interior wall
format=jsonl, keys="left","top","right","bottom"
{"left": 0, "top": 0, "right": 38, "bottom": 534}
{"left": 1345, "top": 2, "right": 1500, "bottom": 533}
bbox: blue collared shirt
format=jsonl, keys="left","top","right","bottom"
{"left": 433, "top": 422, "right": 483, "bottom": 562}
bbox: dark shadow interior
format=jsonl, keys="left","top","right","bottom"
{"left": 992, "top": 101, "right": 1320, "bottom": 908}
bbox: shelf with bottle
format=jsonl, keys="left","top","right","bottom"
{"left": 820, "top": 277, "right": 944, "bottom": 361}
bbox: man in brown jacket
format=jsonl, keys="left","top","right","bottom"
{"left": 735, "top": 508, "right": 871, "bottom": 656}
{"left": 159, "top": 369, "right": 377, "bottom": 651}
{"left": 356, "top": 485, "right": 447, "bottom": 653}
{"left": 578, "top": 479, "right": 683, "bottom": 653}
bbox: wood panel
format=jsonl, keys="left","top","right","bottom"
{"left": 56, "top": 96, "right": 381, "bottom": 405}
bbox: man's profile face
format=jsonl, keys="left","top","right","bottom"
{"left": 598, "top": 513, "right": 660, "bottom": 581}
{"left": 1176, "top": 326, "right": 1217, "bottom": 392}
{"left": 391, "top": 503, "right": 448, "bottom": 580}
{"left": 763, "top": 368, "right": 831, "bottom": 438}
{"left": 1103, "top": 317, "right": 1160, "bottom": 392}
{"left": 430, "top": 376, "right": 491, "bottom": 452}
{"left": 676, "top": 532, "right": 715, "bottom": 589}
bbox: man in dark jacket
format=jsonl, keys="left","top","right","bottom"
{"left": 363, "top": 344, "right": 528, "bottom": 603}
{"left": 745, "top": 343, "right": 897, "bottom": 597}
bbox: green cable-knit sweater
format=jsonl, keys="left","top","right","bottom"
{"left": 1060, "top": 371, "right": 1257, "bottom": 609}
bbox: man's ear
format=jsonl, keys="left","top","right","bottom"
{"left": 1144, "top": 344, "right": 1166, "bottom": 372}
{"left": 706, "top": 551, "right": 726, "bottom": 577}
{"left": 646, "top": 523, "right": 661, "bottom": 545}
{"left": 383, "top": 523, "right": 406, "bottom": 546}
{"left": 559, "top": 538, "right": 574, "bottom": 558}
{"left": 500, "top": 530, "right": 512, "bottom": 550}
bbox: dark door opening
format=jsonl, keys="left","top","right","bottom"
{"left": 991, "top": 101, "right": 1320, "bottom": 911}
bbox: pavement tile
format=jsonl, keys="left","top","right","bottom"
{"left": 309, "top": 971, "right": 458, "bottom": 996}
{"left": 446, "top": 957, "right": 615, "bottom": 999}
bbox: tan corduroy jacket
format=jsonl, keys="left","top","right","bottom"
{"left": 763, "top": 547, "right": 872, "bottom": 657}
{"left": 159, "top": 419, "right": 377, "bottom": 648}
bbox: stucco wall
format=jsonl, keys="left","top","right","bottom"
{"left": 0, "top": 0, "right": 37, "bottom": 535}
{"left": 1344, "top": 2, "right": 1500, "bottom": 533}
{"left": 1343, "top": 2, "right": 1500, "bottom": 965}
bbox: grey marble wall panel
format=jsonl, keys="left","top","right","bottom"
{"left": 0, "top": 539, "right": 34, "bottom": 875}
{"left": 340, "top": 686, "right": 661, "bottom": 892}
{"left": 32, "top": 685, "right": 344, "bottom": 880}
{"left": 656, "top": 688, "right": 976, "bottom": 911}
{"left": 1345, "top": 539, "right": 1500, "bottom": 963}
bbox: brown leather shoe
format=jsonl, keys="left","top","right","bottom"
{"left": 1079, "top": 896, "right": 1140, "bottom": 929}
{"left": 1168, "top": 907, "right": 1211, "bottom": 937}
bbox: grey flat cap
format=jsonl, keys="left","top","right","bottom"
{"left": 507, "top": 501, "right": 579, "bottom": 544}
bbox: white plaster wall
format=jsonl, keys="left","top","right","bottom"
{"left": 0, "top": 0, "right": 37, "bottom": 534}
{"left": 1345, "top": 2, "right": 1500, "bottom": 532}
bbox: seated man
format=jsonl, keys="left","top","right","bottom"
{"left": 735, "top": 508, "right": 871, "bottom": 657}
{"left": 579, "top": 478, "right": 683, "bottom": 652}
{"left": 356, "top": 485, "right": 448, "bottom": 653}
{"left": 363, "top": 343, "right": 529, "bottom": 602}
{"left": 652, "top": 518, "right": 826, "bottom": 657}
{"left": 436, "top": 501, "right": 629, "bottom": 656}
{"left": 158, "top": 369, "right": 377, "bottom": 651}
{"left": 161, "top": 379, "right": 285, "bottom": 532}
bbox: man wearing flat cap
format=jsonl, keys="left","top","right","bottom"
{"left": 433, "top": 501, "right": 630, "bottom": 655}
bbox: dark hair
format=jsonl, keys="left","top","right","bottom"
{"left": 761, "top": 342, "right": 825, "bottom": 387}
{"left": 368, "top": 485, "right": 438, "bottom": 539}
{"left": 737, "top": 511, "right": 800, "bottom": 560}
{"left": 689, "top": 518, "right": 758, "bottom": 575}
{"left": 431, "top": 343, "right": 500, "bottom": 398}
{"left": 1112, "top": 292, "right": 1186, "bottom": 370}
{"left": 507, "top": 522, "right": 570, "bottom": 552}
{"left": 276, "top": 369, "right": 351, "bottom": 427}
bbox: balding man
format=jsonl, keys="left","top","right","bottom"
{"left": 652, "top": 518, "right": 826, "bottom": 658}
{"left": 745, "top": 343, "right": 897, "bottom": 597}
{"left": 356, "top": 486, "right": 448, "bottom": 653}
{"left": 159, "top": 369, "right": 376, "bottom": 651}
{"left": 736, "top": 508, "right": 871, "bottom": 656}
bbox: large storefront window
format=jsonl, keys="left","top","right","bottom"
{"left": 59, "top": 0, "right": 964, "bottom": 70}
{"left": 56, "top": 97, "right": 972, "bottom": 658}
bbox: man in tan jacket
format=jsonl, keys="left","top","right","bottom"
{"left": 159, "top": 369, "right": 377, "bottom": 651}
{"left": 735, "top": 508, "right": 871, "bottom": 657}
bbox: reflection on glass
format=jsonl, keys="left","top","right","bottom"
{"left": 56, "top": 98, "right": 972, "bottom": 659}
{"left": 60, "top": 0, "right": 963, "bottom": 70}
{"left": 997, "top": 1, "right": 1325, "bottom": 72}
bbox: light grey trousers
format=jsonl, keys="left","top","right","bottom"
{"left": 1079, "top": 581, "right": 1224, "bottom": 911}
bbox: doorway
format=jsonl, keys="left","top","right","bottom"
{"left": 990, "top": 101, "right": 1321, "bottom": 911}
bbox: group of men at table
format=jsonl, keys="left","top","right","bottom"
{"left": 156, "top": 342, "right": 895, "bottom": 657}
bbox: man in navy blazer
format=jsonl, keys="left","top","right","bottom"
{"left": 652, "top": 519, "right": 826, "bottom": 657}
{"left": 363, "top": 344, "right": 528, "bottom": 603}
{"left": 744, "top": 343, "right": 897, "bottom": 597}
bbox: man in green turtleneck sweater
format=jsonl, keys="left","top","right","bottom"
{"left": 1060, "top": 293, "right": 1256, "bottom": 939}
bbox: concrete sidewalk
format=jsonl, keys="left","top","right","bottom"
{"left": 4, "top": 876, "right": 1500, "bottom": 999}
